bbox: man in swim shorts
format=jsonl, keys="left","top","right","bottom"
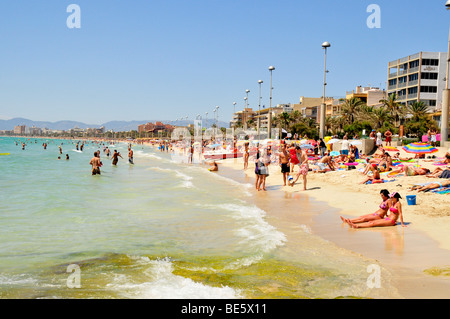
{"left": 90, "top": 151, "right": 102, "bottom": 175}
{"left": 290, "top": 148, "right": 309, "bottom": 190}
{"left": 279, "top": 144, "right": 291, "bottom": 186}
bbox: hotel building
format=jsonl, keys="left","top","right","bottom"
{"left": 387, "top": 52, "right": 447, "bottom": 110}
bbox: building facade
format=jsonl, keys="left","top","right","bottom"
{"left": 387, "top": 52, "right": 447, "bottom": 109}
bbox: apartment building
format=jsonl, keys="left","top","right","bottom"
{"left": 387, "top": 52, "right": 447, "bottom": 109}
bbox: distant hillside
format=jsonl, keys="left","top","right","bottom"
{"left": 0, "top": 118, "right": 231, "bottom": 132}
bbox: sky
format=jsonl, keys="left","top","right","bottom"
{"left": 0, "top": 0, "right": 449, "bottom": 125}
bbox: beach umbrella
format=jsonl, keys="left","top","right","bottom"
{"left": 300, "top": 144, "right": 314, "bottom": 149}
{"left": 402, "top": 142, "right": 438, "bottom": 154}
{"left": 307, "top": 139, "right": 317, "bottom": 146}
{"left": 207, "top": 143, "right": 221, "bottom": 148}
{"left": 326, "top": 138, "right": 340, "bottom": 145}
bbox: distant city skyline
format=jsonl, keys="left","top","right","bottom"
{"left": 0, "top": 0, "right": 449, "bottom": 125}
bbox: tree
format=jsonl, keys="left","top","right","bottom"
{"left": 379, "top": 93, "right": 403, "bottom": 126}
{"left": 407, "top": 101, "right": 429, "bottom": 120}
{"left": 340, "top": 97, "right": 366, "bottom": 124}
{"left": 279, "top": 112, "right": 291, "bottom": 129}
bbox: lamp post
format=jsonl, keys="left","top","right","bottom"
{"left": 441, "top": 0, "right": 450, "bottom": 145}
{"left": 205, "top": 112, "right": 208, "bottom": 129}
{"left": 216, "top": 106, "right": 219, "bottom": 130}
{"left": 258, "top": 80, "right": 263, "bottom": 140}
{"left": 320, "top": 42, "right": 331, "bottom": 139}
{"left": 268, "top": 66, "right": 275, "bottom": 138}
{"left": 232, "top": 102, "right": 237, "bottom": 128}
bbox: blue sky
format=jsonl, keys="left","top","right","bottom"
{"left": 0, "top": 0, "right": 449, "bottom": 125}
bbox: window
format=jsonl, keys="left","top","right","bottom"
{"left": 398, "top": 76, "right": 407, "bottom": 83}
{"left": 422, "top": 59, "right": 439, "bottom": 66}
{"left": 408, "top": 87, "right": 418, "bottom": 94}
{"left": 421, "top": 73, "right": 438, "bottom": 80}
{"left": 389, "top": 79, "right": 397, "bottom": 86}
{"left": 408, "top": 74, "right": 419, "bottom": 81}
{"left": 420, "top": 86, "right": 437, "bottom": 93}
{"left": 409, "top": 60, "right": 419, "bottom": 68}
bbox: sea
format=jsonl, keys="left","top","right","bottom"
{"left": 0, "top": 136, "right": 401, "bottom": 299}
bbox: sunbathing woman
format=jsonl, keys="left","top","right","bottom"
{"left": 360, "top": 164, "right": 381, "bottom": 184}
{"left": 340, "top": 189, "right": 391, "bottom": 224}
{"left": 410, "top": 179, "right": 450, "bottom": 192}
{"left": 348, "top": 192, "right": 405, "bottom": 228}
{"left": 393, "top": 165, "right": 430, "bottom": 176}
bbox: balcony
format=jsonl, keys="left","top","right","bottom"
{"left": 407, "top": 80, "right": 419, "bottom": 87}
{"left": 388, "top": 72, "right": 398, "bottom": 78}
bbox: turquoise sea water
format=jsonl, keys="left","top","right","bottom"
{"left": 0, "top": 136, "right": 400, "bottom": 299}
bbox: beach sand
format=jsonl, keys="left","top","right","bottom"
{"left": 215, "top": 145, "right": 450, "bottom": 298}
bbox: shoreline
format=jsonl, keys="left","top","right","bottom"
{"left": 215, "top": 150, "right": 450, "bottom": 299}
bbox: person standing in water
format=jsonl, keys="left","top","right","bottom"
{"left": 90, "top": 151, "right": 101, "bottom": 175}
{"left": 111, "top": 150, "right": 122, "bottom": 166}
{"left": 128, "top": 147, "right": 134, "bottom": 164}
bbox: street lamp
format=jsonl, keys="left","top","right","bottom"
{"left": 245, "top": 90, "right": 250, "bottom": 108}
{"left": 258, "top": 80, "right": 263, "bottom": 140}
{"left": 441, "top": 0, "right": 450, "bottom": 145}
{"left": 215, "top": 106, "right": 220, "bottom": 129}
{"left": 320, "top": 42, "right": 331, "bottom": 139}
{"left": 205, "top": 112, "right": 208, "bottom": 129}
{"left": 268, "top": 66, "right": 275, "bottom": 138}
{"left": 232, "top": 102, "right": 237, "bottom": 128}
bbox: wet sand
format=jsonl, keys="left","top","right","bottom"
{"left": 217, "top": 153, "right": 450, "bottom": 299}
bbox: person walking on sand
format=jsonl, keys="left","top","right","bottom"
{"left": 278, "top": 144, "right": 291, "bottom": 186}
{"left": 289, "top": 147, "right": 309, "bottom": 190}
{"left": 348, "top": 192, "right": 406, "bottom": 228}
{"left": 90, "top": 151, "right": 102, "bottom": 175}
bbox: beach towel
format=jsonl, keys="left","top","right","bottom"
{"left": 430, "top": 186, "right": 450, "bottom": 194}
{"left": 365, "top": 179, "right": 396, "bottom": 185}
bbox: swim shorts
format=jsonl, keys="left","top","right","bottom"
{"left": 299, "top": 164, "right": 309, "bottom": 176}
{"left": 281, "top": 163, "right": 290, "bottom": 173}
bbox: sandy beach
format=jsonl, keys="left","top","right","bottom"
{"left": 212, "top": 144, "right": 450, "bottom": 298}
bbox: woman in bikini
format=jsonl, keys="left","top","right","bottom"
{"left": 348, "top": 192, "right": 405, "bottom": 228}
{"left": 341, "top": 189, "right": 391, "bottom": 224}
{"left": 243, "top": 142, "right": 249, "bottom": 170}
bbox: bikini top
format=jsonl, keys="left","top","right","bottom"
{"left": 390, "top": 206, "right": 399, "bottom": 214}
{"left": 379, "top": 200, "right": 388, "bottom": 210}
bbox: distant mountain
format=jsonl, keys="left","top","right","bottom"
{"left": 0, "top": 118, "right": 231, "bottom": 132}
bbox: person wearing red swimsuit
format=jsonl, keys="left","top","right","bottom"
{"left": 288, "top": 143, "right": 299, "bottom": 173}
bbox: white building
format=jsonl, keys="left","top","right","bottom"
{"left": 387, "top": 52, "right": 447, "bottom": 110}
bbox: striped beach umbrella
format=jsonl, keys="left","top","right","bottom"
{"left": 402, "top": 142, "right": 438, "bottom": 154}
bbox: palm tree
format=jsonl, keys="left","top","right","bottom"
{"left": 340, "top": 97, "right": 366, "bottom": 124}
{"left": 371, "top": 107, "right": 392, "bottom": 129}
{"left": 290, "top": 110, "right": 303, "bottom": 124}
{"left": 379, "top": 93, "right": 403, "bottom": 126}
{"left": 407, "top": 101, "right": 429, "bottom": 120}
{"left": 279, "top": 112, "right": 291, "bottom": 130}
